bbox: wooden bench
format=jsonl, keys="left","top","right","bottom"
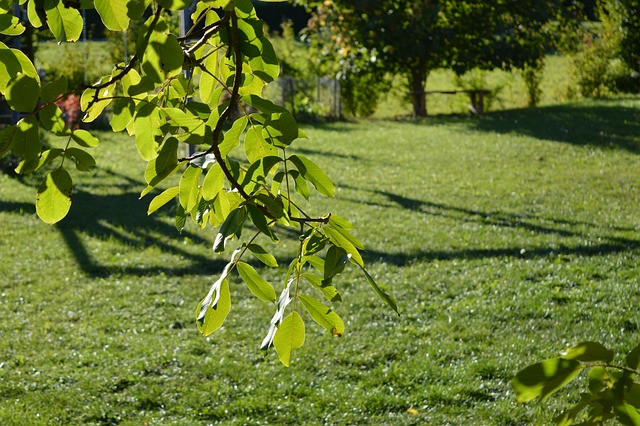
{"left": 421, "top": 89, "right": 491, "bottom": 115}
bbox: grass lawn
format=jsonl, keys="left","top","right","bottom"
{"left": 1, "top": 97, "right": 639, "bottom": 424}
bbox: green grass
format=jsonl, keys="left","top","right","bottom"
{"left": 1, "top": 97, "right": 640, "bottom": 424}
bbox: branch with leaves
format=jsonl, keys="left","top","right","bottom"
{"left": 513, "top": 341, "right": 640, "bottom": 425}
{"left": 0, "top": 0, "right": 397, "bottom": 366}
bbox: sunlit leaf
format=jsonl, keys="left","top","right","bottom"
{"left": 288, "top": 154, "right": 335, "bottom": 197}
{"left": 237, "top": 261, "right": 276, "bottom": 303}
{"left": 196, "top": 279, "right": 231, "bottom": 336}
{"left": 562, "top": 341, "right": 614, "bottom": 363}
{"left": 323, "top": 226, "right": 363, "bottom": 267}
{"left": 213, "top": 206, "right": 246, "bottom": 253}
{"left": 6, "top": 73, "right": 39, "bottom": 112}
{"left": 45, "top": 0, "right": 83, "bottom": 42}
{"left": 95, "top": 0, "right": 130, "bottom": 31}
{"left": 358, "top": 265, "right": 398, "bottom": 315}
{"left": 71, "top": 130, "right": 100, "bottom": 148}
{"left": 202, "top": 162, "right": 224, "bottom": 201}
{"left": 299, "top": 294, "right": 344, "bottom": 337}
{"left": 65, "top": 147, "right": 96, "bottom": 171}
{"left": 147, "top": 186, "right": 179, "bottom": 215}
{"left": 512, "top": 358, "right": 583, "bottom": 403}
{"left": 273, "top": 311, "right": 305, "bottom": 367}
{"left": 247, "top": 243, "right": 278, "bottom": 267}
{"left": 179, "top": 165, "right": 202, "bottom": 212}
{"left": 36, "top": 167, "right": 73, "bottom": 224}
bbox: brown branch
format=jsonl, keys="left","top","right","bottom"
{"left": 189, "top": 11, "right": 250, "bottom": 201}
{"left": 184, "top": 14, "right": 230, "bottom": 57}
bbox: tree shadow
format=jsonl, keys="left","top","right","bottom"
{"left": 466, "top": 100, "right": 640, "bottom": 153}
{"left": 3, "top": 167, "right": 226, "bottom": 277}
{"left": 55, "top": 188, "right": 226, "bottom": 277}
{"left": 339, "top": 185, "right": 640, "bottom": 266}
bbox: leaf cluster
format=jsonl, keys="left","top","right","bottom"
{"left": 0, "top": 0, "right": 397, "bottom": 366}
{"left": 513, "top": 341, "right": 640, "bottom": 425}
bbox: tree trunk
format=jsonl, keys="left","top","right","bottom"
{"left": 409, "top": 68, "right": 428, "bottom": 117}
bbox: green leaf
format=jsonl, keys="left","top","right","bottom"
{"left": 615, "top": 401, "right": 640, "bottom": 426}
{"left": 273, "top": 311, "right": 305, "bottom": 367}
{"left": 16, "top": 147, "right": 64, "bottom": 175}
{"left": 236, "top": 261, "right": 276, "bottom": 303}
{"left": 147, "top": 186, "right": 179, "bottom": 215}
{"left": 202, "top": 162, "right": 224, "bottom": 201}
{"left": 157, "top": 0, "right": 191, "bottom": 10}
{"left": 511, "top": 358, "right": 583, "bottom": 403}
{"left": 213, "top": 206, "right": 246, "bottom": 253}
{"left": 323, "top": 226, "right": 363, "bottom": 267}
{"left": 247, "top": 203, "right": 277, "bottom": 242}
{"left": 6, "top": 73, "right": 40, "bottom": 112}
{"left": 563, "top": 342, "right": 615, "bottom": 363}
{"left": 81, "top": 82, "right": 116, "bottom": 123}
{"left": 140, "top": 31, "right": 183, "bottom": 83}
{"left": 110, "top": 98, "right": 135, "bottom": 132}
{"left": 627, "top": 343, "right": 640, "bottom": 370}
{"left": 36, "top": 168, "right": 73, "bottom": 224}
{"left": 0, "top": 42, "right": 38, "bottom": 93}
{"left": 260, "top": 282, "right": 292, "bottom": 352}
{"left": 219, "top": 116, "right": 248, "bottom": 157}
{"left": 145, "top": 137, "right": 179, "bottom": 187}
{"left": 250, "top": 37, "right": 279, "bottom": 83}
{"left": 12, "top": 116, "right": 40, "bottom": 162}
{"left": 247, "top": 243, "right": 278, "bottom": 267}
{"left": 44, "top": 0, "right": 83, "bottom": 42}
{"left": 245, "top": 124, "right": 277, "bottom": 163}
{"left": 175, "top": 203, "right": 187, "bottom": 232}
{"left": 0, "top": 124, "right": 16, "bottom": 156}
{"left": 329, "top": 214, "right": 354, "bottom": 230}
{"left": 40, "top": 77, "right": 67, "bottom": 104}
{"left": 196, "top": 248, "right": 241, "bottom": 335}
{"left": 39, "top": 104, "right": 66, "bottom": 133}
{"left": 65, "top": 147, "right": 96, "bottom": 171}
{"left": 133, "top": 100, "right": 162, "bottom": 160}
{"left": 27, "top": 0, "right": 45, "bottom": 28}
{"left": 71, "top": 130, "right": 99, "bottom": 148}
{"left": 288, "top": 154, "right": 335, "bottom": 197}
{"left": 299, "top": 294, "right": 344, "bottom": 337}
{"left": 359, "top": 265, "right": 399, "bottom": 315}
{"left": 196, "top": 278, "right": 231, "bottom": 336}
{"left": 289, "top": 170, "right": 310, "bottom": 200}
{"left": 0, "top": 13, "right": 24, "bottom": 36}
{"left": 94, "top": 0, "right": 130, "bottom": 31}
{"left": 323, "top": 245, "right": 348, "bottom": 284}
{"left": 179, "top": 165, "right": 202, "bottom": 212}
{"left": 302, "top": 273, "right": 342, "bottom": 303}
{"left": 588, "top": 366, "right": 608, "bottom": 394}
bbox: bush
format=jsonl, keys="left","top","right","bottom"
{"left": 571, "top": 33, "right": 612, "bottom": 98}
{"left": 606, "top": 59, "right": 640, "bottom": 94}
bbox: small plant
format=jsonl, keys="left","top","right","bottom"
{"left": 513, "top": 341, "right": 640, "bottom": 425}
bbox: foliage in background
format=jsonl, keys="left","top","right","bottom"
{"left": 0, "top": 0, "right": 396, "bottom": 366}
{"left": 514, "top": 342, "right": 640, "bottom": 425}
{"left": 298, "top": 0, "right": 580, "bottom": 117}
{"left": 570, "top": 0, "right": 640, "bottom": 97}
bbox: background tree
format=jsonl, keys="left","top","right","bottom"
{"left": 300, "top": 0, "right": 576, "bottom": 116}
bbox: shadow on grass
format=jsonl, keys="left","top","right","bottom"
{"left": 467, "top": 100, "right": 640, "bottom": 153}
{"left": 55, "top": 188, "right": 225, "bottom": 277}
{"left": 2, "top": 167, "right": 225, "bottom": 277}
{"left": 343, "top": 187, "right": 640, "bottom": 265}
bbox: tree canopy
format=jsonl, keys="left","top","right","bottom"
{"left": 301, "top": 0, "right": 574, "bottom": 116}
{"left": 0, "top": 0, "right": 397, "bottom": 366}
